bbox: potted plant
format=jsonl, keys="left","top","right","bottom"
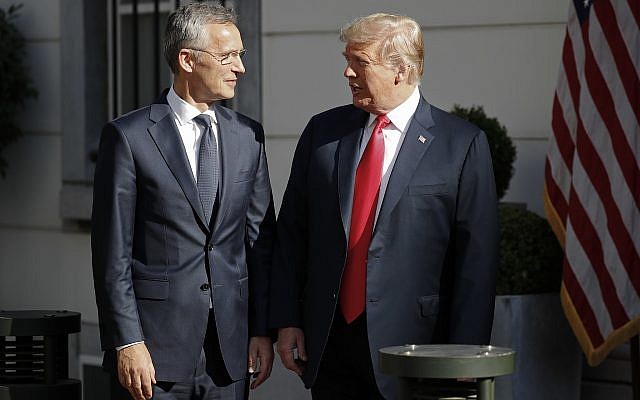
{"left": 452, "top": 105, "right": 581, "bottom": 400}
{"left": 0, "top": 3, "right": 37, "bottom": 178}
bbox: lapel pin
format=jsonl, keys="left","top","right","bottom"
{"left": 418, "top": 135, "right": 427, "bottom": 143}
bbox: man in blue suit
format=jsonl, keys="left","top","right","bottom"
{"left": 270, "top": 13, "right": 499, "bottom": 399}
{"left": 91, "top": 3, "right": 275, "bottom": 399}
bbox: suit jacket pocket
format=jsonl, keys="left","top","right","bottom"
{"left": 233, "top": 169, "right": 255, "bottom": 183}
{"left": 133, "top": 278, "right": 169, "bottom": 300}
{"left": 409, "top": 183, "right": 447, "bottom": 196}
{"left": 418, "top": 294, "right": 440, "bottom": 317}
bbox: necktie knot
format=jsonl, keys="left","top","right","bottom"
{"left": 193, "top": 114, "right": 212, "bottom": 129}
{"left": 375, "top": 114, "right": 391, "bottom": 131}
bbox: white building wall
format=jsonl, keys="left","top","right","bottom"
{"left": 0, "top": 0, "right": 98, "bottom": 323}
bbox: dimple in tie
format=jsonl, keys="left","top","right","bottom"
{"left": 194, "top": 114, "right": 218, "bottom": 226}
{"left": 340, "top": 114, "right": 391, "bottom": 323}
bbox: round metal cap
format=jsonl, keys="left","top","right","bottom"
{"left": 379, "top": 344, "right": 515, "bottom": 379}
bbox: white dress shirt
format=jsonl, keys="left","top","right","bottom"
{"left": 166, "top": 86, "right": 220, "bottom": 182}
{"left": 357, "top": 86, "right": 421, "bottom": 225}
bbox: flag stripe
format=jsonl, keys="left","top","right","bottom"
{"left": 565, "top": 217, "right": 614, "bottom": 337}
{"left": 567, "top": 185, "right": 629, "bottom": 328}
{"left": 545, "top": 160, "right": 568, "bottom": 222}
{"left": 562, "top": 258, "right": 605, "bottom": 346}
{"left": 594, "top": 1, "right": 640, "bottom": 122}
{"left": 563, "top": 28, "right": 584, "bottom": 125}
{"left": 552, "top": 95, "right": 577, "bottom": 169}
{"left": 626, "top": 0, "right": 640, "bottom": 33}
{"left": 614, "top": 0, "right": 640, "bottom": 76}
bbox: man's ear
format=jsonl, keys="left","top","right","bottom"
{"left": 395, "top": 65, "right": 411, "bottom": 85}
{"left": 178, "top": 49, "right": 195, "bottom": 73}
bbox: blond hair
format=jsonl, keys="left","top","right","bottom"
{"left": 340, "top": 13, "right": 424, "bottom": 85}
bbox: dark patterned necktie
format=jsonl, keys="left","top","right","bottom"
{"left": 194, "top": 114, "right": 218, "bottom": 225}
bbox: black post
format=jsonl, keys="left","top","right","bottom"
{"left": 153, "top": 0, "right": 160, "bottom": 96}
{"left": 632, "top": 335, "right": 639, "bottom": 400}
{"left": 132, "top": 0, "right": 139, "bottom": 108}
{"left": 112, "top": 0, "right": 118, "bottom": 118}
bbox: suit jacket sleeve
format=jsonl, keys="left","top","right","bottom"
{"left": 449, "top": 130, "right": 499, "bottom": 344}
{"left": 245, "top": 123, "right": 277, "bottom": 337}
{"left": 91, "top": 123, "right": 144, "bottom": 349}
{"left": 269, "top": 119, "right": 313, "bottom": 329}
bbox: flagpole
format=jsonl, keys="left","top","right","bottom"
{"left": 632, "top": 335, "right": 639, "bottom": 400}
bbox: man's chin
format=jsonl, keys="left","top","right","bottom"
{"left": 353, "top": 98, "right": 372, "bottom": 112}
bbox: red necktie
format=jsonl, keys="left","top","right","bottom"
{"left": 340, "top": 114, "right": 391, "bottom": 323}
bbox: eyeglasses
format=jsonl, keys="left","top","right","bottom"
{"left": 190, "top": 48, "right": 247, "bottom": 65}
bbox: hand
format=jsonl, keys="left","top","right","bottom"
{"left": 247, "top": 336, "right": 274, "bottom": 389}
{"left": 276, "top": 327, "right": 307, "bottom": 376}
{"left": 117, "top": 343, "right": 156, "bottom": 400}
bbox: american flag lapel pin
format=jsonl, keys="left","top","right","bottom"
{"left": 418, "top": 135, "right": 427, "bottom": 143}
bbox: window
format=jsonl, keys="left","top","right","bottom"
{"left": 60, "top": 0, "right": 261, "bottom": 222}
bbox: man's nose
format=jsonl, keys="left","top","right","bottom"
{"left": 232, "top": 57, "right": 246, "bottom": 74}
{"left": 344, "top": 65, "right": 356, "bottom": 78}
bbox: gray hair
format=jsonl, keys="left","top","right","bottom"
{"left": 164, "top": 2, "right": 237, "bottom": 74}
{"left": 340, "top": 13, "right": 424, "bottom": 85}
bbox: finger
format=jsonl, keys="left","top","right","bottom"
{"left": 118, "top": 370, "right": 129, "bottom": 389}
{"left": 248, "top": 353, "right": 256, "bottom": 374}
{"left": 296, "top": 335, "right": 307, "bottom": 362}
{"left": 141, "top": 371, "right": 153, "bottom": 399}
{"left": 251, "top": 369, "right": 267, "bottom": 389}
{"left": 287, "top": 351, "right": 303, "bottom": 375}
{"left": 130, "top": 372, "right": 144, "bottom": 400}
{"left": 262, "top": 356, "right": 273, "bottom": 380}
{"left": 279, "top": 347, "right": 293, "bottom": 368}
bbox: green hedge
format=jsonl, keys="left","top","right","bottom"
{"left": 0, "top": 4, "right": 37, "bottom": 177}
{"left": 497, "top": 204, "right": 563, "bottom": 295}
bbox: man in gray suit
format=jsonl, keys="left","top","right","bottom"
{"left": 270, "top": 13, "right": 499, "bottom": 399}
{"left": 92, "top": 3, "right": 275, "bottom": 400}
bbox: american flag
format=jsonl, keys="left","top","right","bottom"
{"left": 543, "top": 0, "right": 639, "bottom": 366}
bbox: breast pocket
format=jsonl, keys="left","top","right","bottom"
{"left": 233, "top": 169, "right": 255, "bottom": 183}
{"left": 409, "top": 183, "right": 448, "bottom": 196}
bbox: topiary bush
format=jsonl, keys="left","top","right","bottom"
{"left": 497, "top": 204, "right": 564, "bottom": 295}
{"left": 0, "top": 3, "right": 37, "bottom": 178}
{"left": 450, "top": 105, "right": 562, "bottom": 294}
{"left": 451, "top": 105, "right": 516, "bottom": 200}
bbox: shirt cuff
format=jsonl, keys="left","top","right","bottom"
{"left": 116, "top": 341, "right": 144, "bottom": 351}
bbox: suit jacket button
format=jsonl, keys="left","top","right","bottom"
{"left": 207, "top": 244, "right": 214, "bottom": 251}
{"left": 200, "top": 283, "right": 210, "bottom": 291}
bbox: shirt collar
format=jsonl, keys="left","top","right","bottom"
{"left": 167, "top": 86, "right": 218, "bottom": 126}
{"left": 367, "top": 86, "right": 420, "bottom": 132}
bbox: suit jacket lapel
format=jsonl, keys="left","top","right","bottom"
{"left": 375, "top": 97, "right": 436, "bottom": 232}
{"left": 147, "top": 101, "right": 209, "bottom": 230}
{"left": 337, "top": 108, "right": 370, "bottom": 238}
{"left": 211, "top": 105, "right": 239, "bottom": 235}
